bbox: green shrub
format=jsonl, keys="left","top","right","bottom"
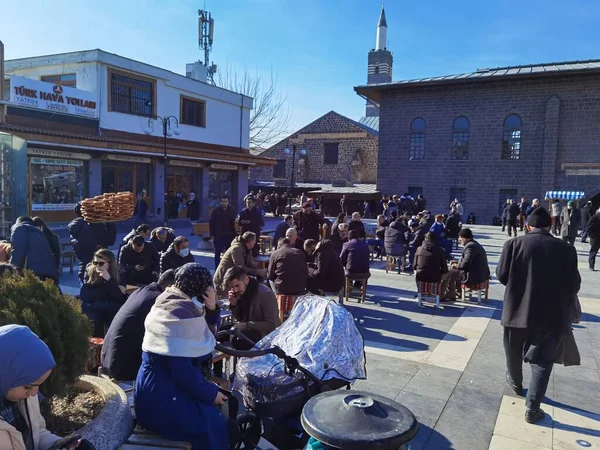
{"left": 0, "top": 271, "right": 91, "bottom": 398}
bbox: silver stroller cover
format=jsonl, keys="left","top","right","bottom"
{"left": 232, "top": 294, "right": 366, "bottom": 404}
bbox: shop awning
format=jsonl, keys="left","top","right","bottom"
{"left": 544, "top": 191, "right": 585, "bottom": 200}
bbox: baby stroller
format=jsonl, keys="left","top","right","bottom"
{"left": 216, "top": 294, "right": 366, "bottom": 450}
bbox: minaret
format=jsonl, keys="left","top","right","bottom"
{"left": 366, "top": 5, "right": 393, "bottom": 117}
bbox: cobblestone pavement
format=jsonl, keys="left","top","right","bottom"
{"left": 59, "top": 220, "right": 600, "bottom": 450}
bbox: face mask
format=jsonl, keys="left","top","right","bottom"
{"left": 179, "top": 248, "right": 190, "bottom": 257}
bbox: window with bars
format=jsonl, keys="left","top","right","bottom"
{"left": 41, "top": 73, "right": 77, "bottom": 88}
{"left": 502, "top": 114, "right": 522, "bottom": 160}
{"left": 181, "top": 96, "right": 206, "bottom": 127}
{"left": 409, "top": 118, "right": 426, "bottom": 160}
{"left": 451, "top": 116, "right": 469, "bottom": 160}
{"left": 109, "top": 71, "right": 154, "bottom": 117}
{"left": 273, "top": 159, "right": 286, "bottom": 178}
{"left": 323, "top": 143, "right": 339, "bottom": 165}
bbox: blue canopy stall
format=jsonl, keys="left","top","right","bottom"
{"left": 544, "top": 191, "right": 585, "bottom": 201}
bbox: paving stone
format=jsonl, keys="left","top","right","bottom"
{"left": 410, "top": 363, "right": 463, "bottom": 385}
{"left": 403, "top": 377, "right": 457, "bottom": 402}
{"left": 394, "top": 391, "right": 447, "bottom": 429}
{"left": 353, "top": 380, "right": 404, "bottom": 400}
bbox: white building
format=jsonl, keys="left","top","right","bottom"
{"left": 0, "top": 46, "right": 272, "bottom": 229}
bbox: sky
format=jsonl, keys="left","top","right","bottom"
{"left": 2, "top": 0, "right": 600, "bottom": 145}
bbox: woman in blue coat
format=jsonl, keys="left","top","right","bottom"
{"left": 135, "top": 263, "right": 228, "bottom": 450}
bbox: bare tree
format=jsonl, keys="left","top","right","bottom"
{"left": 216, "top": 64, "right": 292, "bottom": 149}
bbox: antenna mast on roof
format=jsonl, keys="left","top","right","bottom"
{"left": 198, "top": 9, "right": 216, "bottom": 84}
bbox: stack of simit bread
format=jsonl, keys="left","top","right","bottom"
{"left": 80, "top": 192, "right": 136, "bottom": 223}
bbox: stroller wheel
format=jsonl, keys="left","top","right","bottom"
{"left": 235, "top": 413, "right": 261, "bottom": 450}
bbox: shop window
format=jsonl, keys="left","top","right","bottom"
{"left": 451, "top": 116, "right": 469, "bottom": 160}
{"left": 409, "top": 118, "right": 426, "bottom": 160}
{"left": 273, "top": 159, "right": 286, "bottom": 178}
{"left": 180, "top": 96, "right": 206, "bottom": 128}
{"left": 108, "top": 69, "right": 155, "bottom": 117}
{"left": 30, "top": 157, "right": 85, "bottom": 211}
{"left": 209, "top": 170, "right": 234, "bottom": 208}
{"left": 323, "top": 143, "right": 339, "bottom": 165}
{"left": 502, "top": 114, "right": 522, "bottom": 160}
{"left": 41, "top": 73, "right": 77, "bottom": 88}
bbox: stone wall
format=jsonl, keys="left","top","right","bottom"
{"left": 377, "top": 74, "right": 600, "bottom": 223}
{"left": 250, "top": 111, "right": 379, "bottom": 184}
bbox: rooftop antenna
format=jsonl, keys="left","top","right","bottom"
{"left": 198, "top": 8, "right": 216, "bottom": 84}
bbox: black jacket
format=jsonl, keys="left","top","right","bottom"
{"left": 187, "top": 198, "right": 200, "bottom": 221}
{"left": 80, "top": 278, "right": 127, "bottom": 316}
{"left": 238, "top": 206, "right": 264, "bottom": 236}
{"left": 587, "top": 213, "right": 600, "bottom": 238}
{"left": 375, "top": 220, "right": 389, "bottom": 241}
{"left": 42, "top": 229, "right": 61, "bottom": 277}
{"left": 293, "top": 210, "right": 325, "bottom": 241}
{"left": 210, "top": 206, "right": 236, "bottom": 237}
{"left": 445, "top": 214, "right": 461, "bottom": 239}
{"left": 69, "top": 218, "right": 117, "bottom": 262}
{"left": 414, "top": 241, "right": 448, "bottom": 283}
{"left": 101, "top": 283, "right": 164, "bottom": 381}
{"left": 159, "top": 243, "right": 195, "bottom": 273}
{"left": 507, "top": 203, "right": 520, "bottom": 222}
{"left": 457, "top": 240, "right": 490, "bottom": 285}
{"left": 348, "top": 220, "right": 366, "bottom": 239}
{"left": 273, "top": 221, "right": 290, "bottom": 246}
{"left": 496, "top": 229, "right": 580, "bottom": 333}
{"left": 580, "top": 205, "right": 592, "bottom": 224}
{"left": 340, "top": 238, "right": 371, "bottom": 275}
{"left": 410, "top": 225, "right": 427, "bottom": 249}
{"left": 268, "top": 244, "right": 307, "bottom": 295}
{"left": 150, "top": 232, "right": 175, "bottom": 254}
{"left": 384, "top": 220, "right": 408, "bottom": 256}
{"left": 119, "top": 242, "right": 160, "bottom": 284}
{"left": 308, "top": 240, "right": 345, "bottom": 293}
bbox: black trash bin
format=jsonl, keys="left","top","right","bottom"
{"left": 301, "top": 390, "right": 419, "bottom": 450}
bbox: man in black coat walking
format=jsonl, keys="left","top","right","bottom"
{"left": 101, "top": 270, "right": 175, "bottom": 381}
{"left": 587, "top": 207, "right": 600, "bottom": 271}
{"left": 210, "top": 196, "right": 237, "bottom": 268}
{"left": 580, "top": 201, "right": 593, "bottom": 243}
{"left": 496, "top": 207, "right": 580, "bottom": 423}
{"left": 507, "top": 200, "right": 520, "bottom": 237}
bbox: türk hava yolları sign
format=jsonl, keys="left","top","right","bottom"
{"left": 10, "top": 75, "right": 98, "bottom": 118}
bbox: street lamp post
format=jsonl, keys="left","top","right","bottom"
{"left": 144, "top": 116, "right": 181, "bottom": 227}
{"left": 284, "top": 143, "right": 307, "bottom": 213}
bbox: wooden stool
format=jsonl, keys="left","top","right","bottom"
{"left": 259, "top": 235, "right": 273, "bottom": 254}
{"left": 461, "top": 280, "right": 490, "bottom": 304}
{"left": 61, "top": 250, "right": 75, "bottom": 274}
{"left": 417, "top": 281, "right": 441, "bottom": 308}
{"left": 345, "top": 274, "right": 368, "bottom": 303}
{"left": 88, "top": 337, "right": 104, "bottom": 373}
{"left": 276, "top": 294, "right": 297, "bottom": 322}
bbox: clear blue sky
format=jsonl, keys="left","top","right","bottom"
{"left": 2, "top": 0, "right": 600, "bottom": 142}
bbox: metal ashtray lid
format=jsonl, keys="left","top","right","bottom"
{"left": 301, "top": 390, "right": 419, "bottom": 450}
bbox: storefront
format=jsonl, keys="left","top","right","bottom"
{"left": 208, "top": 163, "right": 237, "bottom": 214}
{"left": 27, "top": 148, "right": 88, "bottom": 222}
{"left": 101, "top": 154, "right": 153, "bottom": 197}
{"left": 167, "top": 160, "right": 203, "bottom": 219}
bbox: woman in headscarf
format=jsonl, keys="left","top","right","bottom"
{"left": 135, "top": 263, "right": 229, "bottom": 450}
{"left": 0, "top": 325, "right": 81, "bottom": 450}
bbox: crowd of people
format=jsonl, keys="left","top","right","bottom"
{"left": 1, "top": 186, "right": 599, "bottom": 448}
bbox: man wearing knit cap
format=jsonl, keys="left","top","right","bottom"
{"left": 497, "top": 207, "right": 580, "bottom": 424}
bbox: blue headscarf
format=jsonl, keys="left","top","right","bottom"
{"left": 0, "top": 325, "right": 56, "bottom": 398}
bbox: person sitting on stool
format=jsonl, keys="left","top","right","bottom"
{"left": 341, "top": 229, "right": 371, "bottom": 288}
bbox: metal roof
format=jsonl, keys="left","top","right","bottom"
{"left": 357, "top": 116, "right": 380, "bottom": 132}
{"left": 355, "top": 59, "right": 600, "bottom": 102}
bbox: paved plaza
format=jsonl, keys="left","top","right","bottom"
{"left": 58, "top": 220, "right": 600, "bottom": 450}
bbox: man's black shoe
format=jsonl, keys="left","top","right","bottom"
{"left": 506, "top": 372, "right": 524, "bottom": 396}
{"left": 525, "top": 408, "right": 545, "bottom": 424}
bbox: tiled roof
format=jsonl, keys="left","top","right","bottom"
{"left": 355, "top": 59, "right": 600, "bottom": 101}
